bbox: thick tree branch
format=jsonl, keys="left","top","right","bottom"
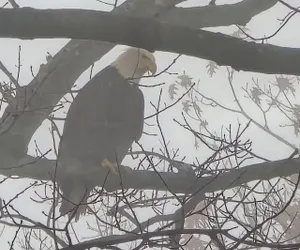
{"left": 2, "top": 155, "right": 300, "bottom": 196}
{"left": 1, "top": 7, "right": 299, "bottom": 76}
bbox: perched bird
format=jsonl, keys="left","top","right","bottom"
{"left": 57, "top": 48, "right": 157, "bottom": 221}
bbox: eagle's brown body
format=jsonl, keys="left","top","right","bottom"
{"left": 57, "top": 48, "right": 156, "bottom": 221}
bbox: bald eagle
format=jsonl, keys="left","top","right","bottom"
{"left": 57, "top": 48, "right": 157, "bottom": 221}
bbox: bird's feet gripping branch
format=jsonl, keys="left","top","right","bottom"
{"left": 101, "top": 158, "right": 119, "bottom": 175}
{"left": 101, "top": 158, "right": 133, "bottom": 177}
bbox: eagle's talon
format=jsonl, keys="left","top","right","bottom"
{"left": 101, "top": 158, "right": 119, "bottom": 175}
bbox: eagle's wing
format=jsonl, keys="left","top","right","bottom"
{"left": 57, "top": 66, "right": 144, "bottom": 219}
{"left": 60, "top": 66, "right": 144, "bottom": 166}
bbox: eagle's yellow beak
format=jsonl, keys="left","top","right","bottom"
{"left": 147, "top": 60, "right": 157, "bottom": 75}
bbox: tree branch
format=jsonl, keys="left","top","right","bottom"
{"left": 2, "top": 154, "right": 300, "bottom": 196}
{"left": 60, "top": 228, "right": 229, "bottom": 250}
{"left": 1, "top": 7, "right": 299, "bottom": 76}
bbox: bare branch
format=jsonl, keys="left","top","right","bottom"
{"left": 8, "top": 0, "right": 19, "bottom": 8}
{"left": 60, "top": 228, "right": 231, "bottom": 250}
{"left": 0, "top": 61, "right": 19, "bottom": 88}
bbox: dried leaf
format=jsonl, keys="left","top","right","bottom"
{"left": 206, "top": 61, "right": 219, "bottom": 77}
{"left": 275, "top": 76, "right": 295, "bottom": 95}
{"left": 267, "top": 98, "right": 277, "bottom": 107}
{"left": 200, "top": 120, "right": 208, "bottom": 128}
{"left": 182, "top": 100, "right": 192, "bottom": 113}
{"left": 177, "top": 74, "right": 193, "bottom": 89}
{"left": 168, "top": 83, "right": 178, "bottom": 100}
{"left": 292, "top": 105, "right": 300, "bottom": 136}
{"left": 193, "top": 102, "right": 202, "bottom": 116}
{"left": 250, "top": 87, "right": 263, "bottom": 105}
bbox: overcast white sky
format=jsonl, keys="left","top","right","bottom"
{"left": 0, "top": 0, "right": 299, "bottom": 249}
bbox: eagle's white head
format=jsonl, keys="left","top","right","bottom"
{"left": 112, "top": 47, "right": 157, "bottom": 84}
